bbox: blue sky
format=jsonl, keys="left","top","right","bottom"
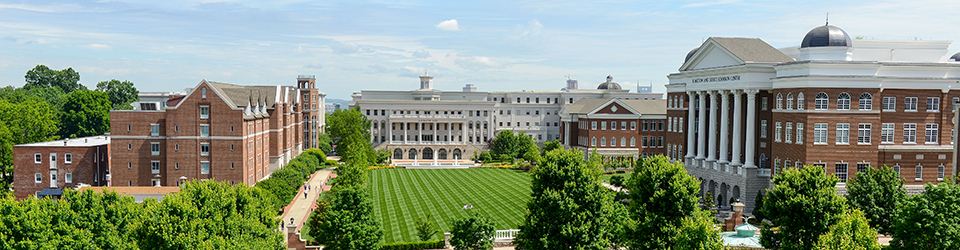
{"left": 1, "top": 0, "right": 959, "bottom": 100}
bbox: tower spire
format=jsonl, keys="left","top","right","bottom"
{"left": 826, "top": 13, "right": 829, "bottom": 26}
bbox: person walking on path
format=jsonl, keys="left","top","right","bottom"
{"left": 303, "top": 189, "right": 308, "bottom": 199}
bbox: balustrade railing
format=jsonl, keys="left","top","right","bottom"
{"left": 494, "top": 229, "right": 520, "bottom": 240}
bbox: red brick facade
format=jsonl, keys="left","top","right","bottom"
{"left": 13, "top": 136, "right": 110, "bottom": 200}
{"left": 560, "top": 98, "right": 666, "bottom": 158}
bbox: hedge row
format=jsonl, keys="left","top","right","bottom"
{"left": 255, "top": 148, "right": 329, "bottom": 211}
{"left": 379, "top": 239, "right": 445, "bottom": 250}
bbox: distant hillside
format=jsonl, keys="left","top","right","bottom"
{"left": 326, "top": 98, "right": 350, "bottom": 107}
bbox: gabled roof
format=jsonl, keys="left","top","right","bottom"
{"left": 566, "top": 98, "right": 666, "bottom": 115}
{"left": 681, "top": 37, "right": 794, "bottom": 71}
{"left": 201, "top": 80, "right": 302, "bottom": 110}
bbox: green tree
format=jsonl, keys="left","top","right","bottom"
{"left": 24, "top": 65, "right": 84, "bottom": 93}
{"left": 326, "top": 107, "right": 373, "bottom": 165}
{"left": 541, "top": 140, "right": 561, "bottom": 154}
{"left": 521, "top": 144, "right": 541, "bottom": 164}
{"left": 753, "top": 189, "right": 766, "bottom": 222}
{"left": 761, "top": 166, "right": 846, "bottom": 250}
{"left": 0, "top": 99, "right": 60, "bottom": 193}
{"left": 95, "top": 79, "right": 139, "bottom": 110}
{"left": 846, "top": 165, "right": 905, "bottom": 235}
{"left": 814, "top": 208, "right": 881, "bottom": 250}
{"left": 317, "top": 185, "right": 383, "bottom": 250}
{"left": 515, "top": 148, "right": 626, "bottom": 250}
{"left": 890, "top": 181, "right": 960, "bottom": 249}
{"left": 318, "top": 133, "right": 334, "bottom": 154}
{"left": 625, "top": 155, "right": 722, "bottom": 250}
{"left": 255, "top": 177, "right": 296, "bottom": 210}
{"left": 450, "top": 212, "right": 495, "bottom": 250}
{"left": 491, "top": 130, "right": 520, "bottom": 159}
{"left": 60, "top": 89, "right": 111, "bottom": 138}
{"left": 333, "top": 162, "right": 367, "bottom": 188}
{"left": 415, "top": 213, "right": 439, "bottom": 241}
{"left": 307, "top": 200, "right": 331, "bottom": 243}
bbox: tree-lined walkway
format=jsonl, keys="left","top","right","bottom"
{"left": 281, "top": 168, "right": 335, "bottom": 234}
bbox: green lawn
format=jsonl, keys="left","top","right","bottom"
{"left": 369, "top": 168, "right": 531, "bottom": 243}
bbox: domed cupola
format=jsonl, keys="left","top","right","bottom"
{"left": 950, "top": 52, "right": 960, "bottom": 62}
{"left": 597, "top": 75, "right": 622, "bottom": 90}
{"left": 800, "top": 23, "right": 852, "bottom": 48}
{"left": 685, "top": 46, "right": 700, "bottom": 62}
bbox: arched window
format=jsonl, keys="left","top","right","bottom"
{"left": 610, "top": 137, "right": 616, "bottom": 147}
{"left": 797, "top": 92, "right": 805, "bottom": 110}
{"left": 601, "top": 137, "right": 606, "bottom": 146}
{"left": 438, "top": 149, "right": 448, "bottom": 159}
{"left": 859, "top": 93, "right": 873, "bottom": 110}
{"left": 423, "top": 148, "right": 433, "bottom": 159}
{"left": 776, "top": 93, "right": 783, "bottom": 110}
{"left": 621, "top": 137, "right": 626, "bottom": 147}
{"left": 815, "top": 92, "right": 829, "bottom": 110}
{"left": 591, "top": 137, "right": 597, "bottom": 147}
{"left": 452, "top": 149, "right": 462, "bottom": 159}
{"left": 408, "top": 148, "right": 418, "bottom": 159}
{"left": 393, "top": 149, "right": 403, "bottom": 159}
{"left": 786, "top": 93, "right": 794, "bottom": 110}
{"left": 837, "top": 93, "right": 851, "bottom": 110}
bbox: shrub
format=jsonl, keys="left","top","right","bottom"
{"left": 609, "top": 175, "right": 625, "bottom": 187}
{"left": 379, "top": 239, "right": 445, "bottom": 250}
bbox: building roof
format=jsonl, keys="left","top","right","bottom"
{"left": 710, "top": 37, "right": 795, "bottom": 63}
{"left": 565, "top": 98, "right": 666, "bottom": 115}
{"left": 14, "top": 135, "right": 110, "bottom": 147}
{"left": 800, "top": 24, "right": 852, "bottom": 48}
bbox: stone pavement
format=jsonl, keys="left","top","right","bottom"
{"left": 280, "top": 168, "right": 335, "bottom": 233}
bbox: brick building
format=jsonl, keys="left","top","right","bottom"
{"left": 558, "top": 98, "right": 667, "bottom": 159}
{"left": 13, "top": 136, "right": 110, "bottom": 200}
{"left": 110, "top": 76, "right": 324, "bottom": 187}
{"left": 667, "top": 24, "right": 960, "bottom": 212}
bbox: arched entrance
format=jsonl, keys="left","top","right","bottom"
{"left": 708, "top": 180, "right": 716, "bottom": 198}
{"left": 438, "top": 149, "right": 448, "bottom": 160}
{"left": 423, "top": 148, "right": 434, "bottom": 160}
{"left": 409, "top": 148, "right": 418, "bottom": 160}
{"left": 719, "top": 183, "right": 729, "bottom": 207}
{"left": 393, "top": 148, "right": 403, "bottom": 159}
{"left": 699, "top": 178, "right": 705, "bottom": 198}
{"left": 452, "top": 149, "right": 462, "bottom": 159}
{"left": 732, "top": 186, "right": 741, "bottom": 203}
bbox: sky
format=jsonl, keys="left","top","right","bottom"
{"left": 1, "top": 0, "right": 959, "bottom": 100}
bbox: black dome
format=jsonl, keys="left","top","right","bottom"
{"left": 951, "top": 52, "right": 960, "bottom": 61}
{"left": 598, "top": 75, "right": 622, "bottom": 90}
{"left": 800, "top": 25, "right": 852, "bottom": 48}
{"left": 685, "top": 47, "right": 700, "bottom": 62}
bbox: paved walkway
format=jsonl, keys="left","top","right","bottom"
{"left": 280, "top": 168, "right": 335, "bottom": 233}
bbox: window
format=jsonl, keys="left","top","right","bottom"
{"left": 200, "top": 106, "right": 210, "bottom": 119}
{"left": 642, "top": 137, "right": 648, "bottom": 147}
{"left": 658, "top": 137, "right": 664, "bottom": 147}
{"left": 776, "top": 93, "right": 783, "bottom": 110}
{"left": 955, "top": 97, "right": 960, "bottom": 112}
{"left": 230, "top": 126, "right": 234, "bottom": 132}
{"left": 815, "top": 92, "right": 829, "bottom": 110}
{"left": 591, "top": 122, "right": 597, "bottom": 130}
{"left": 643, "top": 121, "right": 649, "bottom": 131}
{"left": 915, "top": 165, "right": 922, "bottom": 180}
{"left": 630, "top": 137, "right": 636, "bottom": 146}
{"left": 762, "top": 97, "right": 768, "bottom": 110}
{"left": 814, "top": 123, "right": 828, "bottom": 144}
{"left": 601, "top": 122, "right": 607, "bottom": 130}
{"left": 894, "top": 164, "right": 901, "bottom": 175}
{"left": 151, "top": 142, "right": 160, "bottom": 155}
{"left": 201, "top": 143, "right": 210, "bottom": 156}
{"left": 835, "top": 163, "right": 848, "bottom": 183}
{"left": 786, "top": 93, "right": 794, "bottom": 110}
{"left": 785, "top": 123, "right": 793, "bottom": 143}
{"left": 535, "top": 97, "right": 539, "bottom": 103}
{"left": 601, "top": 138, "right": 606, "bottom": 146}
{"left": 761, "top": 120, "right": 768, "bottom": 138}
{"left": 591, "top": 137, "right": 596, "bottom": 147}
{"left": 857, "top": 163, "right": 869, "bottom": 174}
{"left": 837, "top": 93, "right": 851, "bottom": 110}
{"left": 611, "top": 138, "right": 616, "bottom": 146}
{"left": 658, "top": 121, "right": 664, "bottom": 131}
{"left": 836, "top": 123, "right": 850, "bottom": 144}
{"left": 883, "top": 97, "right": 896, "bottom": 111}
{"left": 927, "top": 97, "right": 940, "bottom": 111}
{"left": 905, "top": 97, "right": 918, "bottom": 111}
{"left": 65, "top": 173, "right": 72, "bottom": 183}
{"left": 34, "top": 153, "right": 41, "bottom": 163}
{"left": 151, "top": 124, "right": 159, "bottom": 137}
{"left": 797, "top": 93, "right": 805, "bottom": 110}
{"left": 796, "top": 123, "right": 804, "bottom": 144}
{"left": 610, "top": 121, "right": 616, "bottom": 130}
{"left": 859, "top": 93, "right": 872, "bottom": 110}
{"left": 904, "top": 123, "right": 917, "bottom": 143}
{"left": 35, "top": 173, "right": 42, "bottom": 183}
{"left": 631, "top": 121, "right": 636, "bottom": 130}
{"left": 127, "top": 124, "right": 131, "bottom": 131}
{"left": 64, "top": 153, "right": 71, "bottom": 163}
{"left": 621, "top": 137, "right": 626, "bottom": 146}
{"left": 775, "top": 122, "right": 782, "bottom": 142}
{"left": 200, "top": 125, "right": 210, "bottom": 137}
{"left": 201, "top": 87, "right": 206, "bottom": 98}
{"left": 201, "top": 162, "right": 210, "bottom": 174}
{"left": 881, "top": 123, "right": 895, "bottom": 143}
{"left": 926, "top": 123, "right": 939, "bottom": 143}
{"left": 858, "top": 123, "right": 871, "bottom": 144}
{"left": 939, "top": 165, "right": 946, "bottom": 180}
{"left": 151, "top": 161, "right": 160, "bottom": 174}
{"left": 678, "top": 118, "right": 683, "bottom": 132}
{"left": 621, "top": 121, "right": 626, "bottom": 130}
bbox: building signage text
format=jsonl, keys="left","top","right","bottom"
{"left": 691, "top": 75, "right": 740, "bottom": 84}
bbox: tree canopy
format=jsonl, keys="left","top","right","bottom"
{"left": 760, "top": 166, "right": 846, "bottom": 250}
{"left": 316, "top": 185, "right": 383, "bottom": 250}
{"left": 96, "top": 79, "right": 140, "bottom": 110}
{"left": 890, "top": 181, "right": 960, "bottom": 249}
{"left": 325, "top": 107, "right": 373, "bottom": 165}
{"left": 23, "top": 65, "right": 84, "bottom": 94}
{"left": 846, "top": 165, "right": 905, "bottom": 235}
{"left": 60, "top": 89, "right": 112, "bottom": 138}
{"left": 0, "top": 99, "right": 60, "bottom": 194}
{"left": 450, "top": 212, "right": 495, "bottom": 250}
{"left": 814, "top": 208, "right": 881, "bottom": 250}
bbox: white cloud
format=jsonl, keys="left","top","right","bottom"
{"left": 436, "top": 19, "right": 459, "bottom": 31}
{"left": 455, "top": 55, "right": 500, "bottom": 70}
{"left": 412, "top": 48, "right": 431, "bottom": 58}
{"left": 83, "top": 43, "right": 111, "bottom": 49}
{"left": 304, "top": 63, "right": 323, "bottom": 69}
{"left": 680, "top": 0, "right": 739, "bottom": 8}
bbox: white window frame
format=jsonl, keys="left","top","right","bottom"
{"left": 201, "top": 161, "right": 210, "bottom": 175}
{"left": 905, "top": 97, "right": 918, "bottom": 111}
{"left": 835, "top": 163, "right": 848, "bottom": 183}
{"left": 151, "top": 124, "right": 159, "bottom": 137}
{"left": 786, "top": 93, "right": 794, "bottom": 110}
{"left": 151, "top": 161, "right": 160, "bottom": 174}
{"left": 775, "top": 122, "right": 782, "bottom": 142}
{"left": 591, "top": 137, "right": 596, "bottom": 147}
{"left": 837, "top": 93, "right": 851, "bottom": 110}
{"left": 814, "top": 123, "right": 828, "bottom": 145}
{"left": 785, "top": 122, "right": 793, "bottom": 143}
{"left": 630, "top": 137, "right": 636, "bottom": 146}
{"left": 904, "top": 123, "right": 917, "bottom": 143}
{"left": 882, "top": 97, "right": 895, "bottom": 111}
{"left": 601, "top": 122, "right": 607, "bottom": 130}
{"left": 761, "top": 120, "right": 768, "bottom": 138}
{"left": 631, "top": 121, "right": 636, "bottom": 130}
{"left": 621, "top": 137, "right": 626, "bottom": 147}
{"left": 200, "top": 124, "right": 210, "bottom": 137}
{"left": 836, "top": 123, "right": 850, "bottom": 144}
{"left": 35, "top": 173, "right": 42, "bottom": 183}
{"left": 797, "top": 93, "right": 805, "bottom": 110}
{"left": 927, "top": 97, "right": 940, "bottom": 112}
{"left": 796, "top": 123, "right": 804, "bottom": 144}
{"left": 151, "top": 142, "right": 160, "bottom": 155}
{"left": 200, "top": 105, "right": 210, "bottom": 119}
{"left": 938, "top": 164, "right": 945, "bottom": 180}
{"left": 65, "top": 173, "right": 72, "bottom": 183}
{"left": 925, "top": 123, "right": 939, "bottom": 143}
{"left": 35, "top": 153, "right": 42, "bottom": 163}
{"left": 64, "top": 153, "right": 72, "bottom": 164}
{"left": 915, "top": 165, "right": 923, "bottom": 181}
{"left": 881, "top": 123, "right": 895, "bottom": 143}
{"left": 601, "top": 138, "right": 606, "bottom": 146}
{"left": 776, "top": 93, "right": 783, "bottom": 110}
{"left": 859, "top": 93, "right": 872, "bottom": 110}
{"left": 201, "top": 142, "right": 210, "bottom": 156}
{"left": 815, "top": 92, "right": 829, "bottom": 110}
{"left": 591, "top": 121, "right": 597, "bottom": 130}
{"left": 858, "top": 123, "right": 871, "bottom": 145}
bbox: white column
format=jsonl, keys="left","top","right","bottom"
{"left": 696, "top": 91, "right": 708, "bottom": 162}
{"left": 718, "top": 91, "right": 731, "bottom": 165}
{"left": 731, "top": 90, "right": 744, "bottom": 166}
{"left": 686, "top": 92, "right": 696, "bottom": 159}
{"left": 404, "top": 122, "right": 408, "bottom": 144}
{"left": 744, "top": 89, "right": 759, "bottom": 168}
{"left": 388, "top": 122, "right": 393, "bottom": 143}
{"left": 418, "top": 122, "right": 423, "bottom": 144}
{"left": 707, "top": 91, "right": 718, "bottom": 165}
{"left": 433, "top": 122, "right": 437, "bottom": 144}
{"left": 448, "top": 122, "right": 452, "bottom": 143}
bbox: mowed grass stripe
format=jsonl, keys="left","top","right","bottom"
{"left": 369, "top": 168, "right": 531, "bottom": 243}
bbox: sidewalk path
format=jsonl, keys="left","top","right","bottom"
{"left": 280, "top": 168, "right": 335, "bottom": 233}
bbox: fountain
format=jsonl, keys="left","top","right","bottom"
{"left": 433, "top": 155, "right": 438, "bottom": 166}
{"left": 413, "top": 155, "right": 418, "bottom": 166}
{"left": 454, "top": 155, "right": 459, "bottom": 166}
